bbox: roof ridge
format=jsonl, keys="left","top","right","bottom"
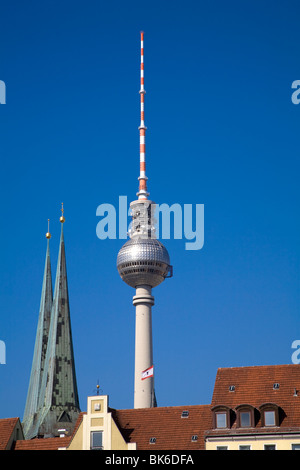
{"left": 217, "top": 364, "right": 296, "bottom": 371}
{"left": 0, "top": 417, "right": 19, "bottom": 421}
{"left": 114, "top": 403, "right": 211, "bottom": 412}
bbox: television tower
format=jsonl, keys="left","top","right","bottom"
{"left": 117, "top": 32, "right": 172, "bottom": 409}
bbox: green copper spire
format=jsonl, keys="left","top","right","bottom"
{"left": 24, "top": 209, "right": 80, "bottom": 439}
{"left": 22, "top": 223, "right": 53, "bottom": 439}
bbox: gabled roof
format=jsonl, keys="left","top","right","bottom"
{"left": 0, "top": 418, "right": 22, "bottom": 450}
{"left": 111, "top": 404, "right": 212, "bottom": 450}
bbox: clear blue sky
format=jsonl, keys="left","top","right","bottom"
{"left": 0, "top": 0, "right": 299, "bottom": 419}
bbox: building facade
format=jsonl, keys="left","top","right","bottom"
{"left": 67, "top": 395, "right": 136, "bottom": 450}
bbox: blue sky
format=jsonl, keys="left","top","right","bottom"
{"left": 0, "top": 0, "right": 299, "bottom": 419}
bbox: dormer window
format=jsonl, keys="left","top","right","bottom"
{"left": 235, "top": 405, "right": 256, "bottom": 428}
{"left": 212, "top": 406, "right": 232, "bottom": 429}
{"left": 259, "top": 403, "right": 280, "bottom": 427}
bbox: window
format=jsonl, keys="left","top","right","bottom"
{"left": 191, "top": 435, "right": 198, "bottom": 442}
{"left": 149, "top": 437, "right": 156, "bottom": 444}
{"left": 90, "top": 431, "right": 103, "bottom": 450}
{"left": 239, "top": 445, "right": 251, "bottom": 450}
{"left": 181, "top": 410, "right": 189, "bottom": 418}
{"left": 235, "top": 405, "right": 256, "bottom": 428}
{"left": 292, "top": 444, "right": 300, "bottom": 450}
{"left": 259, "top": 403, "right": 280, "bottom": 427}
{"left": 216, "top": 446, "right": 228, "bottom": 450}
{"left": 240, "top": 411, "right": 251, "bottom": 427}
{"left": 216, "top": 412, "right": 227, "bottom": 428}
{"left": 212, "top": 406, "right": 232, "bottom": 429}
{"left": 264, "top": 444, "right": 276, "bottom": 450}
{"left": 264, "top": 410, "right": 276, "bottom": 426}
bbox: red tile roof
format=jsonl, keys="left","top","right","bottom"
{"left": 14, "top": 436, "right": 71, "bottom": 450}
{"left": 13, "top": 412, "right": 85, "bottom": 450}
{"left": 112, "top": 405, "right": 212, "bottom": 450}
{"left": 0, "top": 418, "right": 20, "bottom": 450}
{"left": 209, "top": 364, "right": 300, "bottom": 433}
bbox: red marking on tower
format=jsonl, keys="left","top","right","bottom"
{"left": 138, "top": 31, "right": 149, "bottom": 200}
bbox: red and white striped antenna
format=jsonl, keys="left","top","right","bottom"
{"left": 137, "top": 31, "right": 149, "bottom": 200}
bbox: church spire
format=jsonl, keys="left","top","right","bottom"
{"left": 22, "top": 221, "right": 53, "bottom": 439}
{"left": 24, "top": 207, "right": 80, "bottom": 439}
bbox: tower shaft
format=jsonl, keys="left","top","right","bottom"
{"left": 133, "top": 285, "right": 154, "bottom": 408}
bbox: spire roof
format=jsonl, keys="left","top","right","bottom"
{"left": 23, "top": 212, "right": 80, "bottom": 439}
{"left": 22, "top": 234, "right": 53, "bottom": 438}
{"left": 42, "top": 222, "right": 79, "bottom": 405}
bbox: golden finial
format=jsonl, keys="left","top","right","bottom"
{"left": 46, "top": 219, "right": 51, "bottom": 239}
{"left": 60, "top": 202, "right": 65, "bottom": 223}
{"left": 95, "top": 380, "right": 103, "bottom": 396}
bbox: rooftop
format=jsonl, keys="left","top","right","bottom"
{"left": 111, "top": 404, "right": 212, "bottom": 450}
{"left": 5, "top": 363, "right": 300, "bottom": 449}
{"left": 0, "top": 418, "right": 21, "bottom": 450}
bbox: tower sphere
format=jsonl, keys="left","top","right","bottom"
{"left": 117, "top": 238, "right": 171, "bottom": 288}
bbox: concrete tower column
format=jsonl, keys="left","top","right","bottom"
{"left": 133, "top": 285, "right": 155, "bottom": 408}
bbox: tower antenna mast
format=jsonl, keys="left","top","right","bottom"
{"left": 137, "top": 31, "right": 149, "bottom": 200}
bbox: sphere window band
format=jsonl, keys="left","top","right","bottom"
{"left": 117, "top": 238, "right": 172, "bottom": 288}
